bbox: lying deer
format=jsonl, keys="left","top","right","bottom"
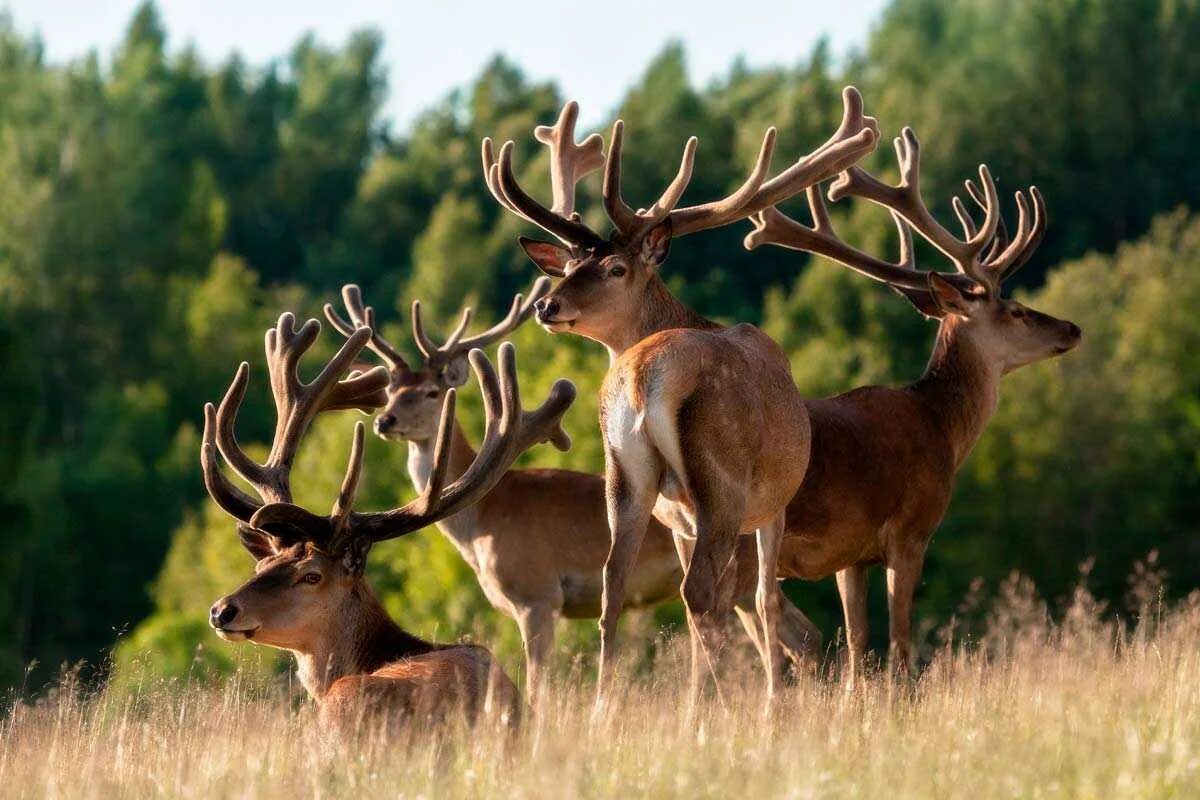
{"left": 743, "top": 126, "right": 1081, "bottom": 684}
{"left": 202, "top": 311, "right": 575, "bottom": 729}
{"left": 323, "top": 281, "right": 823, "bottom": 701}
{"left": 483, "top": 92, "right": 879, "bottom": 704}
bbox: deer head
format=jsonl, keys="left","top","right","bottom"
{"left": 481, "top": 90, "right": 880, "bottom": 348}
{"left": 323, "top": 280, "right": 568, "bottom": 449}
{"left": 744, "top": 126, "right": 1081, "bottom": 375}
{"left": 202, "top": 313, "right": 575, "bottom": 649}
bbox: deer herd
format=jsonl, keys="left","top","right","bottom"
{"left": 202, "top": 87, "right": 1081, "bottom": 730}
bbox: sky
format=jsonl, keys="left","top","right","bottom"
{"left": 1, "top": 1, "right": 889, "bottom": 131}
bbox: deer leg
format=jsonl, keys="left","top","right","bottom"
{"left": 681, "top": 509, "right": 741, "bottom": 706}
{"left": 671, "top": 531, "right": 706, "bottom": 708}
{"left": 516, "top": 604, "right": 557, "bottom": 708}
{"left": 755, "top": 514, "right": 785, "bottom": 705}
{"left": 598, "top": 451, "right": 659, "bottom": 707}
{"left": 733, "top": 603, "right": 768, "bottom": 666}
{"left": 775, "top": 591, "right": 824, "bottom": 676}
{"left": 836, "top": 564, "right": 870, "bottom": 691}
{"left": 885, "top": 551, "right": 924, "bottom": 682}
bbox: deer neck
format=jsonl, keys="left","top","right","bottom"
{"left": 293, "top": 581, "right": 436, "bottom": 700}
{"left": 911, "top": 316, "right": 1002, "bottom": 468}
{"left": 600, "top": 275, "right": 719, "bottom": 361}
{"left": 406, "top": 417, "right": 482, "bottom": 548}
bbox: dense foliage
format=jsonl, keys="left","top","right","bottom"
{"left": 0, "top": 0, "right": 1197, "bottom": 686}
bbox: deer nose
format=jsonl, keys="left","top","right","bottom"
{"left": 1067, "top": 322, "right": 1082, "bottom": 341}
{"left": 535, "top": 297, "right": 559, "bottom": 322}
{"left": 210, "top": 601, "right": 238, "bottom": 629}
{"left": 374, "top": 413, "right": 396, "bottom": 434}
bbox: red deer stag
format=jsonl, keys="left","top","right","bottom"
{"left": 482, "top": 92, "right": 879, "bottom": 704}
{"left": 743, "top": 126, "right": 1081, "bottom": 685}
{"left": 202, "top": 312, "right": 575, "bottom": 729}
{"left": 323, "top": 281, "right": 825, "bottom": 701}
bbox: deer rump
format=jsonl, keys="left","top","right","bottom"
{"left": 605, "top": 322, "right": 810, "bottom": 537}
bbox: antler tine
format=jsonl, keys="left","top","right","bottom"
{"left": 828, "top": 127, "right": 1000, "bottom": 293}
{"left": 447, "top": 277, "right": 551, "bottom": 355}
{"left": 201, "top": 401, "right": 262, "bottom": 522}
{"left": 533, "top": 100, "right": 606, "bottom": 217}
{"left": 482, "top": 137, "right": 526, "bottom": 221}
{"left": 666, "top": 86, "right": 877, "bottom": 238}
{"left": 1004, "top": 186, "right": 1046, "bottom": 280}
{"left": 328, "top": 420, "right": 366, "bottom": 547}
{"left": 602, "top": 119, "right": 639, "bottom": 234}
{"left": 410, "top": 299, "right": 439, "bottom": 360}
{"left": 213, "top": 361, "right": 273, "bottom": 493}
{"left": 966, "top": 180, "right": 1009, "bottom": 266}
{"left": 410, "top": 278, "right": 551, "bottom": 367}
{"left": 325, "top": 284, "right": 411, "bottom": 371}
{"left": 494, "top": 138, "right": 605, "bottom": 249}
{"left": 994, "top": 188, "right": 1043, "bottom": 282}
{"left": 743, "top": 187, "right": 933, "bottom": 292}
{"left": 354, "top": 343, "right": 576, "bottom": 543}
{"left": 210, "top": 318, "right": 383, "bottom": 513}
{"left": 414, "top": 387, "right": 458, "bottom": 515}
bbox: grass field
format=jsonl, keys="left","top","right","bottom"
{"left": 3, "top": 573, "right": 1198, "bottom": 799}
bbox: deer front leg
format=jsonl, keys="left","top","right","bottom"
{"left": 885, "top": 549, "right": 924, "bottom": 682}
{"left": 598, "top": 450, "right": 659, "bottom": 708}
{"left": 755, "top": 514, "right": 785, "bottom": 706}
{"left": 836, "top": 564, "right": 870, "bottom": 691}
{"left": 516, "top": 604, "right": 557, "bottom": 708}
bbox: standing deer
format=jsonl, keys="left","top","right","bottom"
{"left": 482, "top": 91, "right": 879, "bottom": 704}
{"left": 202, "top": 312, "right": 575, "bottom": 729}
{"left": 322, "top": 281, "right": 824, "bottom": 702}
{"left": 743, "top": 126, "right": 1081, "bottom": 684}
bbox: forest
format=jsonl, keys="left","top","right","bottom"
{"left": 1, "top": 0, "right": 1198, "bottom": 689}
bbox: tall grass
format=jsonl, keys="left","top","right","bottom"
{"left": 3, "top": 567, "right": 1199, "bottom": 799}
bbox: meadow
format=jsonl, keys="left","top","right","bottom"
{"left": 4, "top": 567, "right": 1197, "bottom": 799}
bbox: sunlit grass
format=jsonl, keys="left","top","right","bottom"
{"left": 4, "top": 574, "right": 1199, "bottom": 799}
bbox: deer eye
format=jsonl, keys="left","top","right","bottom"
{"left": 426, "top": 389, "right": 439, "bottom": 399}
{"left": 609, "top": 265, "right": 627, "bottom": 278}
{"left": 299, "top": 573, "right": 321, "bottom": 585}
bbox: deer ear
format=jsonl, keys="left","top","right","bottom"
{"left": 893, "top": 286, "right": 946, "bottom": 319}
{"left": 927, "top": 273, "right": 977, "bottom": 317}
{"left": 640, "top": 218, "right": 672, "bottom": 267}
{"left": 443, "top": 356, "right": 469, "bottom": 387}
{"left": 237, "top": 524, "right": 278, "bottom": 562}
{"left": 518, "top": 236, "right": 570, "bottom": 277}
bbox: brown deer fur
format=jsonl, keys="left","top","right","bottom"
{"left": 213, "top": 541, "right": 521, "bottom": 730}
{"left": 203, "top": 314, "right": 574, "bottom": 729}
{"left": 484, "top": 90, "right": 880, "bottom": 705}
{"left": 744, "top": 126, "right": 1081, "bottom": 684}
{"left": 327, "top": 284, "right": 823, "bottom": 702}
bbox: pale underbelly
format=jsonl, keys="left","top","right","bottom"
{"left": 559, "top": 553, "right": 683, "bottom": 619}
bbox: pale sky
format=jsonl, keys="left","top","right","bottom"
{"left": 1, "top": 1, "right": 889, "bottom": 131}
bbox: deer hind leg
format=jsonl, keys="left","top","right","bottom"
{"left": 885, "top": 548, "right": 925, "bottom": 682}
{"left": 516, "top": 604, "right": 557, "bottom": 709}
{"left": 836, "top": 564, "right": 870, "bottom": 691}
{"left": 597, "top": 441, "right": 660, "bottom": 707}
{"left": 755, "top": 513, "right": 786, "bottom": 705}
{"left": 672, "top": 531, "right": 706, "bottom": 709}
{"left": 680, "top": 502, "right": 743, "bottom": 707}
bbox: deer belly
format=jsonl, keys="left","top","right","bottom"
{"left": 560, "top": 552, "right": 683, "bottom": 618}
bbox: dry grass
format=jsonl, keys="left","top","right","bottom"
{"left": 4, "top": 578, "right": 1200, "bottom": 799}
